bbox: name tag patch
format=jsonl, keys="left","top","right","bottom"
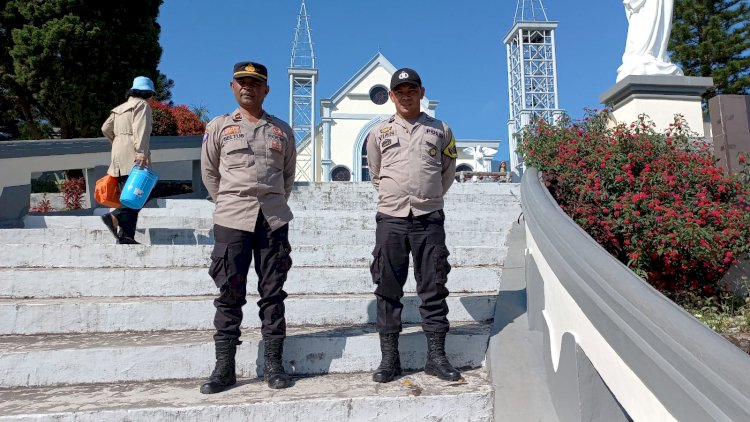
{"left": 221, "top": 125, "right": 241, "bottom": 136}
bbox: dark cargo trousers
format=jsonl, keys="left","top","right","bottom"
{"left": 370, "top": 210, "right": 452, "bottom": 334}
{"left": 209, "top": 212, "right": 293, "bottom": 342}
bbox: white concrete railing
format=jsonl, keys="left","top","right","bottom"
{"left": 0, "top": 136, "right": 202, "bottom": 226}
{"left": 521, "top": 168, "right": 750, "bottom": 422}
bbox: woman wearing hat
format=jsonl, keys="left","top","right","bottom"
{"left": 100, "top": 76, "right": 155, "bottom": 244}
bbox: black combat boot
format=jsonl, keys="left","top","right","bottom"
{"left": 264, "top": 337, "right": 291, "bottom": 389}
{"left": 200, "top": 339, "right": 240, "bottom": 394}
{"left": 424, "top": 332, "right": 461, "bottom": 381}
{"left": 372, "top": 333, "right": 402, "bottom": 383}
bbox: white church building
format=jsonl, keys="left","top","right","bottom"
{"left": 296, "top": 52, "right": 501, "bottom": 182}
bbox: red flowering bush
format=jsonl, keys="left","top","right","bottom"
{"left": 149, "top": 101, "right": 178, "bottom": 136}
{"left": 29, "top": 194, "right": 54, "bottom": 212}
{"left": 61, "top": 177, "right": 85, "bottom": 210}
{"left": 170, "top": 105, "right": 206, "bottom": 136}
{"left": 518, "top": 110, "right": 750, "bottom": 302}
{"left": 148, "top": 102, "right": 204, "bottom": 136}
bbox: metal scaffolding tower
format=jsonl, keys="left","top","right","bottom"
{"left": 504, "top": 0, "right": 563, "bottom": 178}
{"left": 289, "top": 0, "right": 318, "bottom": 182}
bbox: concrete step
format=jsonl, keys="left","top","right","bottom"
{"left": 152, "top": 195, "right": 520, "bottom": 211}
{"left": 0, "top": 244, "right": 506, "bottom": 269}
{"left": 0, "top": 227, "right": 507, "bottom": 247}
{"left": 0, "top": 369, "right": 493, "bottom": 421}
{"left": 23, "top": 212, "right": 518, "bottom": 232}
{"left": 288, "top": 180, "right": 516, "bottom": 193}
{"left": 0, "top": 293, "right": 497, "bottom": 334}
{"left": 90, "top": 206, "right": 516, "bottom": 220}
{"left": 0, "top": 267, "right": 502, "bottom": 298}
{"left": 0, "top": 322, "right": 489, "bottom": 387}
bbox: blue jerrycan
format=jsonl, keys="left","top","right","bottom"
{"left": 120, "top": 165, "right": 159, "bottom": 209}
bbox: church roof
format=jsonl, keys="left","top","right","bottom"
{"left": 324, "top": 52, "right": 433, "bottom": 110}
{"left": 327, "top": 52, "right": 397, "bottom": 104}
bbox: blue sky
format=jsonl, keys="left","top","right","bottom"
{"left": 158, "top": 0, "right": 630, "bottom": 162}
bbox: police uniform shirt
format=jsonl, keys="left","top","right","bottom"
{"left": 201, "top": 109, "right": 297, "bottom": 232}
{"left": 366, "top": 112, "right": 458, "bottom": 217}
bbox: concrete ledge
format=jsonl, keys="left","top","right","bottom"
{"left": 0, "top": 369, "right": 493, "bottom": 421}
{"left": 599, "top": 75, "right": 714, "bottom": 106}
{"left": 0, "top": 293, "right": 497, "bottom": 334}
{"left": 521, "top": 168, "right": 750, "bottom": 422}
{"left": 0, "top": 323, "right": 489, "bottom": 387}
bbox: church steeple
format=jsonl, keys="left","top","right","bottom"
{"left": 505, "top": 0, "right": 562, "bottom": 179}
{"left": 290, "top": 0, "right": 315, "bottom": 68}
{"left": 289, "top": 0, "right": 319, "bottom": 181}
{"left": 514, "top": 0, "right": 549, "bottom": 23}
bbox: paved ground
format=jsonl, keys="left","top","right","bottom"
{"left": 489, "top": 221, "right": 559, "bottom": 421}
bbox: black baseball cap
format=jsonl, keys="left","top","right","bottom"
{"left": 390, "top": 68, "right": 421, "bottom": 90}
{"left": 233, "top": 61, "right": 268, "bottom": 81}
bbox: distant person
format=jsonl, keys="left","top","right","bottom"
{"left": 366, "top": 68, "right": 461, "bottom": 383}
{"left": 100, "top": 76, "right": 154, "bottom": 244}
{"left": 499, "top": 161, "right": 507, "bottom": 173}
{"left": 200, "top": 61, "right": 297, "bottom": 393}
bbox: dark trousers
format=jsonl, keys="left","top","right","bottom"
{"left": 209, "top": 212, "right": 293, "bottom": 341}
{"left": 111, "top": 175, "right": 141, "bottom": 239}
{"left": 370, "top": 210, "right": 451, "bottom": 334}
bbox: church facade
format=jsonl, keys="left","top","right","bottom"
{"left": 296, "top": 53, "right": 501, "bottom": 182}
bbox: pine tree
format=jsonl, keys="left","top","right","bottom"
{"left": 0, "top": 0, "right": 171, "bottom": 139}
{"left": 669, "top": 0, "right": 750, "bottom": 100}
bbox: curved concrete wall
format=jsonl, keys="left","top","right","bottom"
{"left": 522, "top": 168, "right": 750, "bottom": 422}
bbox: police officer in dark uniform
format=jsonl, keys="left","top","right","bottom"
{"left": 199, "top": 62, "right": 297, "bottom": 392}
{"left": 365, "top": 68, "right": 461, "bottom": 383}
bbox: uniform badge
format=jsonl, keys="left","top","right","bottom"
{"left": 380, "top": 126, "right": 392, "bottom": 133}
{"left": 382, "top": 139, "right": 392, "bottom": 149}
{"left": 270, "top": 139, "right": 284, "bottom": 153}
{"left": 429, "top": 147, "right": 437, "bottom": 157}
{"left": 232, "top": 113, "right": 242, "bottom": 121}
{"left": 221, "top": 125, "right": 241, "bottom": 136}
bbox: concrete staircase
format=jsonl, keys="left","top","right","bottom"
{"left": 0, "top": 183, "right": 520, "bottom": 421}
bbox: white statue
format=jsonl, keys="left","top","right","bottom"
{"left": 462, "top": 146, "right": 498, "bottom": 172}
{"left": 617, "top": 0, "right": 684, "bottom": 82}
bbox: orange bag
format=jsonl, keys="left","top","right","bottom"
{"left": 94, "top": 175, "right": 121, "bottom": 208}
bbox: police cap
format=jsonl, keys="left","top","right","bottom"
{"left": 390, "top": 68, "right": 421, "bottom": 90}
{"left": 233, "top": 61, "right": 268, "bottom": 81}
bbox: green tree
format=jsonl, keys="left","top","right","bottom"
{"left": 1, "top": 0, "right": 170, "bottom": 139}
{"left": 669, "top": 0, "right": 750, "bottom": 101}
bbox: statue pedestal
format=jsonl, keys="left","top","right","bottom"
{"left": 600, "top": 75, "right": 714, "bottom": 136}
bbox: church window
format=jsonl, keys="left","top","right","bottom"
{"left": 331, "top": 166, "right": 351, "bottom": 182}
{"left": 361, "top": 139, "right": 371, "bottom": 181}
{"left": 369, "top": 85, "right": 389, "bottom": 105}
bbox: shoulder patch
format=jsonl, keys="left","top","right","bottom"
{"left": 202, "top": 132, "right": 209, "bottom": 144}
{"left": 442, "top": 134, "right": 458, "bottom": 159}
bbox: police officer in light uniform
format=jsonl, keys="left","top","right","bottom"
{"left": 200, "top": 62, "right": 297, "bottom": 393}
{"left": 366, "top": 68, "right": 461, "bottom": 383}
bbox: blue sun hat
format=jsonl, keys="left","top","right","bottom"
{"left": 131, "top": 76, "right": 155, "bottom": 92}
